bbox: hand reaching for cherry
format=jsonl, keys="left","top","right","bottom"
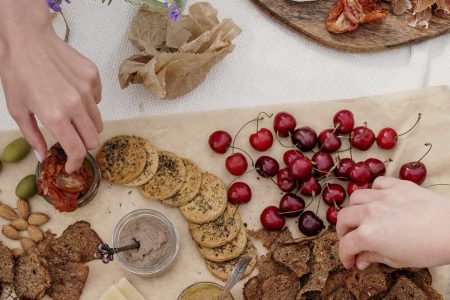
{"left": 337, "top": 176, "right": 450, "bottom": 270}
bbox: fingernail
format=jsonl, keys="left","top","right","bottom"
{"left": 33, "top": 149, "right": 43, "bottom": 163}
{"left": 357, "top": 261, "right": 370, "bottom": 270}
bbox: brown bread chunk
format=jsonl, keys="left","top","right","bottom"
{"left": 257, "top": 253, "right": 292, "bottom": 280}
{"left": 13, "top": 253, "right": 51, "bottom": 299}
{"left": 243, "top": 275, "right": 262, "bottom": 300}
{"left": 273, "top": 242, "right": 310, "bottom": 277}
{"left": 384, "top": 276, "right": 429, "bottom": 300}
{"left": 345, "top": 264, "right": 390, "bottom": 300}
{"left": 46, "top": 261, "right": 89, "bottom": 300}
{"left": 248, "top": 227, "right": 293, "bottom": 251}
{"left": 321, "top": 271, "right": 355, "bottom": 300}
{"left": 261, "top": 274, "right": 300, "bottom": 300}
{"left": 0, "top": 242, "right": 14, "bottom": 284}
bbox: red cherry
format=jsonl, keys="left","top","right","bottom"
{"left": 249, "top": 128, "right": 273, "bottom": 152}
{"left": 348, "top": 162, "right": 372, "bottom": 183}
{"left": 279, "top": 193, "right": 305, "bottom": 217}
{"left": 255, "top": 156, "right": 280, "bottom": 178}
{"left": 298, "top": 211, "right": 324, "bottom": 236}
{"left": 299, "top": 176, "right": 322, "bottom": 197}
{"left": 273, "top": 112, "right": 297, "bottom": 137}
{"left": 277, "top": 168, "right": 296, "bottom": 193}
{"left": 318, "top": 129, "right": 341, "bottom": 152}
{"left": 350, "top": 126, "right": 375, "bottom": 151}
{"left": 225, "top": 153, "right": 248, "bottom": 176}
{"left": 376, "top": 128, "right": 397, "bottom": 150}
{"left": 227, "top": 182, "right": 252, "bottom": 204}
{"left": 347, "top": 182, "right": 372, "bottom": 195}
{"left": 291, "top": 127, "right": 317, "bottom": 152}
{"left": 260, "top": 206, "right": 285, "bottom": 231}
{"left": 326, "top": 206, "right": 341, "bottom": 226}
{"left": 333, "top": 110, "right": 354, "bottom": 134}
{"left": 289, "top": 157, "right": 312, "bottom": 182}
{"left": 334, "top": 158, "right": 354, "bottom": 180}
{"left": 322, "top": 183, "right": 346, "bottom": 206}
{"left": 208, "top": 130, "right": 232, "bottom": 154}
{"left": 399, "top": 162, "right": 427, "bottom": 185}
{"left": 283, "top": 149, "right": 303, "bottom": 166}
{"left": 365, "top": 158, "right": 386, "bottom": 180}
{"left": 311, "top": 152, "right": 334, "bottom": 177}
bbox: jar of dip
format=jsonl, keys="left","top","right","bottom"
{"left": 178, "top": 282, "right": 234, "bottom": 300}
{"left": 113, "top": 209, "right": 179, "bottom": 276}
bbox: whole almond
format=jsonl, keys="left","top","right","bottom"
{"left": 11, "top": 248, "right": 24, "bottom": 258}
{"left": 20, "top": 237, "right": 35, "bottom": 253}
{"left": 0, "top": 203, "right": 18, "bottom": 221}
{"left": 2, "top": 225, "right": 21, "bottom": 240}
{"left": 27, "top": 225, "right": 44, "bottom": 243}
{"left": 17, "top": 199, "right": 30, "bottom": 220}
{"left": 28, "top": 212, "right": 49, "bottom": 226}
{"left": 10, "top": 218, "right": 28, "bottom": 231}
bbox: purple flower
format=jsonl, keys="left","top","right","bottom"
{"left": 168, "top": 5, "right": 180, "bottom": 21}
{"left": 48, "top": 0, "right": 62, "bottom": 12}
{"left": 162, "top": 2, "right": 169, "bottom": 8}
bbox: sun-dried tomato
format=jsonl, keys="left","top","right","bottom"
{"left": 326, "top": 0, "right": 359, "bottom": 33}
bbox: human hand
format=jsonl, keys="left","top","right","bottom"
{"left": 0, "top": 5, "right": 102, "bottom": 173}
{"left": 337, "top": 176, "right": 450, "bottom": 270}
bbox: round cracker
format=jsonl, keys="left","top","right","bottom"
{"left": 161, "top": 159, "right": 202, "bottom": 207}
{"left": 189, "top": 204, "right": 241, "bottom": 248}
{"left": 198, "top": 226, "right": 247, "bottom": 262}
{"left": 124, "top": 139, "right": 159, "bottom": 187}
{"left": 205, "top": 240, "right": 257, "bottom": 282}
{"left": 180, "top": 173, "right": 227, "bottom": 224}
{"left": 96, "top": 135, "right": 147, "bottom": 184}
{"left": 138, "top": 151, "right": 186, "bottom": 200}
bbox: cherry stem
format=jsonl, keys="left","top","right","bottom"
{"left": 337, "top": 146, "right": 352, "bottom": 153}
{"left": 227, "top": 169, "right": 256, "bottom": 189}
{"left": 349, "top": 147, "right": 353, "bottom": 160}
{"left": 228, "top": 145, "right": 255, "bottom": 166}
{"left": 256, "top": 112, "right": 274, "bottom": 132}
{"left": 231, "top": 116, "right": 263, "bottom": 151}
{"left": 269, "top": 177, "right": 278, "bottom": 186}
{"left": 425, "top": 184, "right": 450, "bottom": 188}
{"left": 414, "top": 143, "right": 432, "bottom": 166}
{"left": 333, "top": 201, "right": 339, "bottom": 210}
{"left": 398, "top": 113, "right": 422, "bottom": 137}
{"left": 315, "top": 194, "right": 321, "bottom": 215}
{"left": 319, "top": 176, "right": 348, "bottom": 184}
{"left": 304, "top": 196, "right": 316, "bottom": 210}
{"left": 383, "top": 158, "right": 393, "bottom": 164}
{"left": 232, "top": 204, "right": 240, "bottom": 219}
{"left": 276, "top": 132, "right": 294, "bottom": 149}
{"left": 319, "top": 127, "right": 339, "bottom": 152}
{"left": 279, "top": 208, "right": 304, "bottom": 216}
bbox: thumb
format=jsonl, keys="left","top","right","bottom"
{"left": 355, "top": 251, "right": 386, "bottom": 270}
{"left": 14, "top": 112, "right": 47, "bottom": 162}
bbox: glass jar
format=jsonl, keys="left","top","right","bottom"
{"left": 178, "top": 282, "right": 234, "bottom": 300}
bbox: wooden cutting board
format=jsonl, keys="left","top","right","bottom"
{"left": 251, "top": 0, "right": 450, "bottom": 52}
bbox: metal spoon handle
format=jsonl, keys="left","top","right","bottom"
{"left": 94, "top": 241, "right": 140, "bottom": 264}
{"left": 217, "top": 257, "right": 251, "bottom": 300}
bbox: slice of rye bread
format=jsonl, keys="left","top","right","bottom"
{"left": 248, "top": 227, "right": 293, "bottom": 252}
{"left": 124, "top": 138, "right": 159, "bottom": 187}
{"left": 260, "top": 274, "right": 300, "bottom": 300}
{"left": 180, "top": 173, "right": 227, "bottom": 224}
{"left": 272, "top": 241, "right": 310, "bottom": 277}
{"left": 257, "top": 253, "right": 292, "bottom": 280}
{"left": 345, "top": 264, "right": 390, "bottom": 300}
{"left": 0, "top": 242, "right": 14, "bottom": 284}
{"left": 162, "top": 158, "right": 202, "bottom": 207}
{"left": 139, "top": 151, "right": 187, "bottom": 200}
{"left": 189, "top": 203, "right": 241, "bottom": 248}
{"left": 51, "top": 221, "right": 102, "bottom": 263}
{"left": 243, "top": 275, "right": 262, "bottom": 300}
{"left": 321, "top": 271, "right": 355, "bottom": 300}
{"left": 197, "top": 225, "right": 247, "bottom": 262}
{"left": 46, "top": 261, "right": 89, "bottom": 300}
{"left": 13, "top": 253, "right": 51, "bottom": 300}
{"left": 384, "top": 276, "right": 430, "bottom": 300}
{"left": 96, "top": 135, "right": 147, "bottom": 184}
{"left": 205, "top": 240, "right": 257, "bottom": 281}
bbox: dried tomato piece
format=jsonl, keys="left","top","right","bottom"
{"left": 326, "top": 0, "right": 359, "bottom": 33}
{"left": 344, "top": 0, "right": 388, "bottom": 24}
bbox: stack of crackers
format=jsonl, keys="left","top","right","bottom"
{"left": 97, "top": 135, "right": 257, "bottom": 281}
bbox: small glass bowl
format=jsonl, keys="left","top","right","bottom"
{"left": 35, "top": 152, "right": 101, "bottom": 209}
{"left": 178, "top": 282, "right": 234, "bottom": 300}
{"left": 113, "top": 209, "right": 179, "bottom": 276}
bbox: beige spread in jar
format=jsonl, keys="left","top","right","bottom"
{"left": 179, "top": 283, "right": 233, "bottom": 300}
{"left": 118, "top": 216, "right": 171, "bottom": 268}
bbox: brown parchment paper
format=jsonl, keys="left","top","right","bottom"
{"left": 0, "top": 86, "right": 450, "bottom": 300}
{"left": 118, "top": 2, "right": 241, "bottom": 100}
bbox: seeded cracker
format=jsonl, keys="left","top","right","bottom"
{"left": 205, "top": 240, "right": 257, "bottom": 281}
{"left": 13, "top": 253, "right": 51, "bottom": 299}
{"left": 124, "top": 138, "right": 159, "bottom": 187}
{"left": 198, "top": 225, "right": 247, "bottom": 262}
{"left": 139, "top": 151, "right": 187, "bottom": 200}
{"left": 189, "top": 203, "right": 241, "bottom": 247}
{"left": 96, "top": 135, "right": 147, "bottom": 184}
{"left": 180, "top": 172, "right": 227, "bottom": 224}
{"left": 162, "top": 158, "right": 202, "bottom": 207}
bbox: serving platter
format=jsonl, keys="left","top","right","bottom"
{"left": 0, "top": 86, "right": 450, "bottom": 299}
{"left": 251, "top": 0, "right": 450, "bottom": 52}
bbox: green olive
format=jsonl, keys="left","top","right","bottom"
{"left": 16, "top": 175, "right": 37, "bottom": 200}
{"left": 2, "top": 137, "right": 31, "bottom": 163}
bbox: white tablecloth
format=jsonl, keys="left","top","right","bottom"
{"left": 0, "top": 0, "right": 449, "bottom": 130}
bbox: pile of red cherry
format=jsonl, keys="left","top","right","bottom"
{"left": 208, "top": 110, "right": 428, "bottom": 237}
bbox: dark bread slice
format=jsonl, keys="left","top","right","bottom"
{"left": 257, "top": 253, "right": 292, "bottom": 280}
{"left": 345, "top": 264, "right": 390, "bottom": 300}
{"left": 13, "top": 253, "right": 51, "bottom": 299}
{"left": 273, "top": 241, "right": 310, "bottom": 277}
{"left": 46, "top": 261, "right": 89, "bottom": 300}
{"left": 261, "top": 274, "right": 300, "bottom": 300}
{"left": 248, "top": 227, "right": 293, "bottom": 251}
{"left": 384, "top": 276, "right": 429, "bottom": 300}
{"left": 243, "top": 275, "right": 262, "bottom": 300}
{"left": 321, "top": 271, "right": 355, "bottom": 300}
{"left": 52, "top": 221, "right": 102, "bottom": 263}
{"left": 0, "top": 242, "right": 14, "bottom": 284}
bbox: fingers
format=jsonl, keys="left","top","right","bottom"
{"left": 83, "top": 95, "right": 103, "bottom": 133}
{"left": 355, "top": 251, "right": 387, "bottom": 270}
{"left": 336, "top": 205, "right": 363, "bottom": 239}
{"left": 339, "top": 229, "right": 366, "bottom": 269}
{"left": 72, "top": 109, "right": 100, "bottom": 150}
{"left": 93, "top": 78, "right": 102, "bottom": 104}
{"left": 372, "top": 176, "right": 398, "bottom": 189}
{"left": 349, "top": 189, "right": 379, "bottom": 206}
{"left": 13, "top": 112, "right": 47, "bottom": 161}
